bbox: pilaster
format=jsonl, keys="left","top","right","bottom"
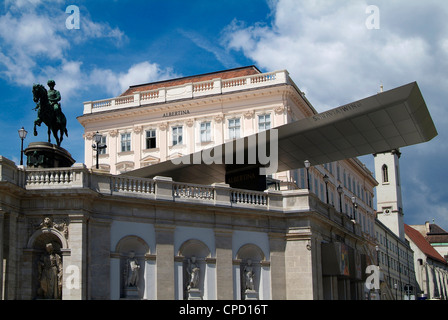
{"left": 215, "top": 229, "right": 233, "bottom": 299}
{"left": 155, "top": 224, "right": 175, "bottom": 299}
{"left": 63, "top": 213, "right": 88, "bottom": 300}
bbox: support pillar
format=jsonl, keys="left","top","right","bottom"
{"left": 215, "top": 229, "right": 233, "bottom": 299}
{"left": 155, "top": 225, "right": 175, "bottom": 299}
{"left": 62, "top": 214, "right": 87, "bottom": 300}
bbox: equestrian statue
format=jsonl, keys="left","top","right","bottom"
{"left": 32, "top": 80, "right": 68, "bottom": 147}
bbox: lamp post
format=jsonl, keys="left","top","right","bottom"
{"left": 351, "top": 196, "right": 357, "bottom": 221}
{"left": 92, "top": 131, "right": 107, "bottom": 169}
{"left": 18, "top": 127, "right": 28, "bottom": 166}
{"left": 323, "top": 174, "right": 329, "bottom": 204}
{"left": 337, "top": 185, "right": 343, "bottom": 212}
{"left": 304, "top": 160, "right": 310, "bottom": 190}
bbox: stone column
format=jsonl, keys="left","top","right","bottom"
{"left": 269, "top": 232, "right": 286, "bottom": 299}
{"left": 155, "top": 225, "right": 175, "bottom": 299}
{"left": 144, "top": 254, "right": 156, "bottom": 300}
{"left": 109, "top": 253, "right": 120, "bottom": 300}
{"left": 63, "top": 214, "right": 88, "bottom": 300}
{"left": 215, "top": 229, "right": 233, "bottom": 299}
{"left": 87, "top": 217, "right": 111, "bottom": 299}
{"left": 284, "top": 229, "right": 313, "bottom": 299}
{"left": 4, "top": 212, "right": 18, "bottom": 300}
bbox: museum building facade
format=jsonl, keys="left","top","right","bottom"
{"left": 0, "top": 66, "right": 388, "bottom": 300}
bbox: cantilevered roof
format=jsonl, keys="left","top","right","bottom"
{"left": 125, "top": 82, "right": 437, "bottom": 184}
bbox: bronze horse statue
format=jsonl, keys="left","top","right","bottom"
{"left": 32, "top": 82, "right": 68, "bottom": 147}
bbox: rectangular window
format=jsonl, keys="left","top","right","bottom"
{"left": 200, "top": 122, "right": 211, "bottom": 142}
{"left": 121, "top": 133, "right": 131, "bottom": 152}
{"left": 146, "top": 129, "right": 156, "bottom": 149}
{"left": 99, "top": 135, "right": 107, "bottom": 155}
{"left": 258, "top": 114, "right": 271, "bottom": 131}
{"left": 172, "top": 126, "right": 183, "bottom": 146}
{"left": 228, "top": 118, "right": 241, "bottom": 139}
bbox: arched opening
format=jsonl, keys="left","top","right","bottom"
{"left": 236, "top": 243, "right": 268, "bottom": 300}
{"left": 29, "top": 232, "right": 64, "bottom": 300}
{"left": 382, "top": 164, "right": 389, "bottom": 183}
{"left": 178, "top": 239, "right": 212, "bottom": 300}
{"left": 114, "top": 235, "right": 150, "bottom": 299}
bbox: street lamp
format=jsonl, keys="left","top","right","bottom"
{"left": 18, "top": 127, "right": 28, "bottom": 166}
{"left": 92, "top": 131, "right": 107, "bottom": 169}
{"left": 337, "top": 185, "right": 343, "bottom": 212}
{"left": 323, "top": 174, "right": 329, "bottom": 204}
{"left": 375, "top": 245, "right": 379, "bottom": 266}
{"left": 351, "top": 196, "right": 357, "bottom": 221}
{"left": 304, "top": 160, "right": 310, "bottom": 190}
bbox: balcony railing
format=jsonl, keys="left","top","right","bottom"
{"left": 83, "top": 70, "right": 289, "bottom": 114}
{"left": 0, "top": 156, "right": 363, "bottom": 237}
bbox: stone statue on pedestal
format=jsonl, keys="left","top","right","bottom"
{"left": 186, "top": 256, "right": 200, "bottom": 290}
{"left": 37, "top": 243, "right": 62, "bottom": 299}
{"left": 126, "top": 251, "right": 140, "bottom": 287}
{"left": 243, "top": 259, "right": 255, "bottom": 291}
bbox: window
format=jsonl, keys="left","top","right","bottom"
{"left": 228, "top": 118, "right": 241, "bottom": 139}
{"left": 172, "top": 126, "right": 183, "bottom": 146}
{"left": 382, "top": 164, "right": 389, "bottom": 183}
{"left": 200, "top": 122, "right": 211, "bottom": 142}
{"left": 99, "top": 135, "right": 107, "bottom": 155}
{"left": 121, "top": 133, "right": 131, "bottom": 152}
{"left": 146, "top": 129, "right": 156, "bottom": 149}
{"left": 258, "top": 114, "right": 271, "bottom": 131}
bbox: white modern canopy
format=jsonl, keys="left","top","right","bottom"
{"left": 125, "top": 82, "right": 437, "bottom": 185}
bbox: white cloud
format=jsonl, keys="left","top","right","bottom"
{"left": 90, "top": 61, "right": 178, "bottom": 97}
{"left": 222, "top": 0, "right": 447, "bottom": 110}
{"left": 0, "top": 1, "right": 128, "bottom": 101}
{"left": 221, "top": 0, "right": 448, "bottom": 229}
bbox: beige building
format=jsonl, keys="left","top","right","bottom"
{"left": 78, "top": 66, "right": 378, "bottom": 238}
{"left": 1, "top": 66, "right": 438, "bottom": 300}
{"left": 405, "top": 223, "right": 448, "bottom": 299}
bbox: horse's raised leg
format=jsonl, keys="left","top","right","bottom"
{"left": 34, "top": 119, "right": 40, "bottom": 136}
{"left": 53, "top": 128, "right": 61, "bottom": 147}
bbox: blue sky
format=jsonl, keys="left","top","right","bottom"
{"left": 1, "top": 0, "right": 447, "bottom": 231}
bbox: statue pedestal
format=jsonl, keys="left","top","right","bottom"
{"left": 25, "top": 142, "right": 75, "bottom": 168}
{"left": 244, "top": 289, "right": 258, "bottom": 300}
{"left": 187, "top": 288, "right": 202, "bottom": 300}
{"left": 124, "top": 286, "right": 139, "bottom": 299}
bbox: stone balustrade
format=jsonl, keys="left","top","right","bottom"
{"left": 83, "top": 70, "right": 289, "bottom": 114}
{"left": 0, "top": 156, "right": 362, "bottom": 236}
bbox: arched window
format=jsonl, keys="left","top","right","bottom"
{"left": 382, "top": 164, "right": 389, "bottom": 183}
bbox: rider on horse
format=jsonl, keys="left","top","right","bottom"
{"left": 47, "top": 80, "right": 63, "bottom": 124}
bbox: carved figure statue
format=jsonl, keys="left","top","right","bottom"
{"left": 37, "top": 243, "right": 62, "bottom": 299}
{"left": 186, "top": 256, "right": 200, "bottom": 290}
{"left": 32, "top": 80, "right": 68, "bottom": 147}
{"left": 126, "top": 251, "right": 140, "bottom": 287}
{"left": 244, "top": 259, "right": 255, "bottom": 291}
